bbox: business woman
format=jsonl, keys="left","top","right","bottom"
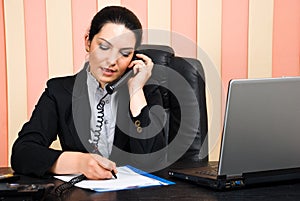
{"left": 11, "top": 6, "right": 166, "bottom": 179}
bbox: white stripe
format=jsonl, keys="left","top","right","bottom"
{"left": 197, "top": 0, "right": 223, "bottom": 161}
{"left": 148, "top": 0, "right": 171, "bottom": 46}
{"left": 248, "top": 0, "right": 274, "bottom": 78}
{"left": 46, "top": 0, "right": 74, "bottom": 79}
{"left": 4, "top": 0, "right": 28, "bottom": 165}
{"left": 97, "top": 0, "right": 121, "bottom": 11}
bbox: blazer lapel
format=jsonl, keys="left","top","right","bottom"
{"left": 68, "top": 65, "right": 93, "bottom": 153}
{"left": 111, "top": 86, "right": 131, "bottom": 152}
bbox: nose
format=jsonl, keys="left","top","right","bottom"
{"left": 105, "top": 50, "right": 119, "bottom": 67}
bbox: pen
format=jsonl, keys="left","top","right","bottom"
{"left": 111, "top": 170, "right": 117, "bottom": 179}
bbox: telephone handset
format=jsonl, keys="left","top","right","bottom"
{"left": 105, "top": 51, "right": 140, "bottom": 94}
{"left": 105, "top": 67, "right": 133, "bottom": 94}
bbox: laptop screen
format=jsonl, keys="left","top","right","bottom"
{"left": 219, "top": 77, "right": 300, "bottom": 177}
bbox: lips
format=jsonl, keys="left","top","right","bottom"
{"left": 101, "top": 67, "right": 117, "bottom": 77}
{"left": 102, "top": 67, "right": 114, "bottom": 72}
{"left": 101, "top": 67, "right": 116, "bottom": 76}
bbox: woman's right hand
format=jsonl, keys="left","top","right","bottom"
{"left": 78, "top": 153, "right": 117, "bottom": 179}
{"left": 50, "top": 152, "right": 117, "bottom": 180}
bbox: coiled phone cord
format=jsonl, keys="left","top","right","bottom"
{"left": 54, "top": 174, "right": 87, "bottom": 196}
{"left": 91, "top": 93, "right": 108, "bottom": 153}
{"left": 55, "top": 93, "right": 108, "bottom": 196}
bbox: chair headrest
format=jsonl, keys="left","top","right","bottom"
{"left": 137, "top": 44, "right": 174, "bottom": 65}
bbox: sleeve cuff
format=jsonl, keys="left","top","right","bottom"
{"left": 129, "top": 106, "right": 151, "bottom": 133}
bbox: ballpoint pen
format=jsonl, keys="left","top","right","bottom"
{"left": 111, "top": 170, "right": 117, "bottom": 179}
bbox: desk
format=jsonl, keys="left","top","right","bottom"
{"left": 1, "top": 163, "right": 300, "bottom": 201}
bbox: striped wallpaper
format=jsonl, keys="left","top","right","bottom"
{"left": 0, "top": 0, "right": 299, "bottom": 166}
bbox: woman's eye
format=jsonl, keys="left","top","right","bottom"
{"left": 99, "top": 43, "right": 109, "bottom": 50}
{"left": 120, "top": 51, "right": 132, "bottom": 57}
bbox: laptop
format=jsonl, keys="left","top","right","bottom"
{"left": 168, "top": 77, "right": 300, "bottom": 190}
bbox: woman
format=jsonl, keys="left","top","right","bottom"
{"left": 11, "top": 6, "right": 166, "bottom": 179}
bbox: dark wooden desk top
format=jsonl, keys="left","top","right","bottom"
{"left": 1, "top": 163, "right": 300, "bottom": 201}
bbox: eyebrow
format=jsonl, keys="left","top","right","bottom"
{"left": 98, "top": 37, "right": 112, "bottom": 46}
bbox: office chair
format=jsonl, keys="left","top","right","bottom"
{"left": 137, "top": 44, "right": 208, "bottom": 163}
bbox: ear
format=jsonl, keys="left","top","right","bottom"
{"left": 84, "top": 33, "right": 90, "bottom": 52}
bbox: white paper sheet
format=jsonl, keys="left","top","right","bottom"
{"left": 54, "top": 166, "right": 174, "bottom": 192}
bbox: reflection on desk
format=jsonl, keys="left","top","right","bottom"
{"left": 1, "top": 161, "right": 300, "bottom": 201}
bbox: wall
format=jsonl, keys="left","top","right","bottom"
{"left": 0, "top": 0, "right": 299, "bottom": 166}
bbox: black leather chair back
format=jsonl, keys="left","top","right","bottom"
{"left": 138, "top": 44, "right": 208, "bottom": 162}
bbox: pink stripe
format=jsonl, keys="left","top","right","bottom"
{"left": 221, "top": 0, "right": 249, "bottom": 88}
{"left": 272, "top": 0, "right": 300, "bottom": 77}
{"left": 121, "top": 0, "right": 148, "bottom": 42}
{"left": 24, "top": 0, "right": 49, "bottom": 118}
{"left": 221, "top": 0, "right": 249, "bottom": 121}
{"left": 0, "top": 0, "right": 8, "bottom": 166}
{"left": 171, "top": 0, "right": 197, "bottom": 58}
{"left": 72, "top": 0, "right": 97, "bottom": 73}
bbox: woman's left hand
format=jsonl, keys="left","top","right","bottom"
{"left": 127, "top": 53, "right": 153, "bottom": 96}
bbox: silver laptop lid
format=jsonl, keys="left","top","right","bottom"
{"left": 219, "top": 77, "right": 300, "bottom": 177}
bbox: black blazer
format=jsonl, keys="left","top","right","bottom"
{"left": 11, "top": 67, "right": 166, "bottom": 177}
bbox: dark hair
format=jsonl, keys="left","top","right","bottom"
{"left": 88, "top": 6, "right": 142, "bottom": 49}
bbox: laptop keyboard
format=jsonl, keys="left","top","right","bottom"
{"left": 195, "top": 169, "right": 218, "bottom": 176}
{"left": 195, "top": 163, "right": 218, "bottom": 176}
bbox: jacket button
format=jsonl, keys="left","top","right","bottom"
{"left": 134, "top": 120, "right": 142, "bottom": 133}
{"left": 134, "top": 120, "right": 141, "bottom": 127}
{"left": 136, "top": 127, "right": 142, "bottom": 133}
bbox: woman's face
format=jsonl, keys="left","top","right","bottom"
{"left": 86, "top": 23, "right": 136, "bottom": 88}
